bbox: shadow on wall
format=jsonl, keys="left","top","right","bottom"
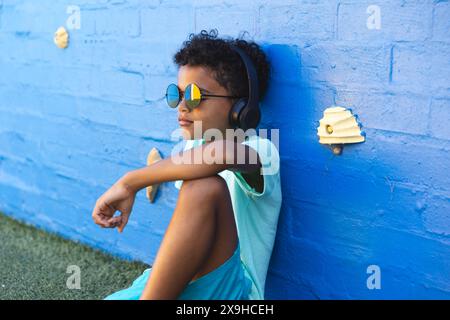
{"left": 263, "top": 35, "right": 450, "bottom": 299}
{"left": 263, "top": 43, "right": 370, "bottom": 299}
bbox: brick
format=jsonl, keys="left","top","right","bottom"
{"left": 0, "top": 32, "right": 111, "bottom": 68}
{"left": 283, "top": 202, "right": 450, "bottom": 295}
{"left": 74, "top": 0, "right": 109, "bottom": 9}
{"left": 194, "top": 6, "right": 256, "bottom": 37}
{"left": 265, "top": 44, "right": 301, "bottom": 84}
{"left": 266, "top": 270, "right": 318, "bottom": 300}
{"left": 433, "top": 1, "right": 450, "bottom": 42}
{"left": 144, "top": 74, "right": 172, "bottom": 101}
{"left": 0, "top": 157, "right": 42, "bottom": 195}
{"left": 0, "top": 0, "right": 3, "bottom": 29}
{"left": 281, "top": 134, "right": 450, "bottom": 203}
{"left": 338, "top": 2, "right": 432, "bottom": 41}
{"left": 283, "top": 163, "right": 398, "bottom": 223}
{"left": 0, "top": 61, "right": 145, "bottom": 104}
{"left": 423, "top": 194, "right": 450, "bottom": 236}
{"left": 0, "top": 86, "right": 177, "bottom": 152}
{"left": 335, "top": 90, "right": 430, "bottom": 135}
{"left": 0, "top": 62, "right": 91, "bottom": 96}
{"left": 0, "top": 185, "right": 80, "bottom": 228}
{"left": 94, "top": 8, "right": 140, "bottom": 37}
{"left": 391, "top": 43, "right": 450, "bottom": 94}
{"left": 0, "top": 153, "right": 95, "bottom": 206}
{"left": 0, "top": 33, "right": 60, "bottom": 65}
{"left": 0, "top": 87, "right": 80, "bottom": 120}
{"left": 259, "top": 3, "right": 335, "bottom": 42}
{"left": 92, "top": 68, "right": 145, "bottom": 104}
{"left": 429, "top": 98, "right": 450, "bottom": 140}
{"left": 75, "top": 7, "right": 98, "bottom": 36}
{"left": 300, "top": 43, "right": 391, "bottom": 88}
{"left": 192, "top": 0, "right": 246, "bottom": 6}
{"left": 39, "top": 141, "right": 133, "bottom": 187}
{"left": 0, "top": 130, "right": 44, "bottom": 165}
{"left": 0, "top": 107, "right": 177, "bottom": 167}
{"left": 1, "top": 1, "right": 68, "bottom": 33}
{"left": 140, "top": 6, "right": 195, "bottom": 44}
{"left": 85, "top": 38, "right": 178, "bottom": 76}
{"left": 286, "top": 184, "right": 436, "bottom": 244}
{"left": 262, "top": 82, "right": 335, "bottom": 131}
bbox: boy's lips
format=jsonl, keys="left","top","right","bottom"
{"left": 178, "top": 116, "right": 194, "bottom": 126}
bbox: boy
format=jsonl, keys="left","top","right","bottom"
{"left": 91, "top": 29, "right": 282, "bottom": 300}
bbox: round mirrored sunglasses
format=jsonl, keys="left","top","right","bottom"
{"left": 165, "top": 83, "right": 244, "bottom": 110}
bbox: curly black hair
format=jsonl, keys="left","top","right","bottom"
{"left": 173, "top": 29, "right": 271, "bottom": 102}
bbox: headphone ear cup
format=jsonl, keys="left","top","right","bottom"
{"left": 229, "top": 98, "right": 247, "bottom": 129}
{"left": 241, "top": 105, "right": 261, "bottom": 130}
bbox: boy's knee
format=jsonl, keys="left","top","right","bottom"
{"left": 180, "top": 175, "right": 228, "bottom": 200}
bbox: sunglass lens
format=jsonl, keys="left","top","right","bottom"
{"left": 166, "top": 83, "right": 180, "bottom": 108}
{"left": 185, "top": 83, "right": 202, "bottom": 109}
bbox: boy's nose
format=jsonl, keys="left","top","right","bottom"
{"left": 178, "top": 98, "right": 190, "bottom": 113}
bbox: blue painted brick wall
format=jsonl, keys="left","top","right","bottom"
{"left": 0, "top": 0, "right": 449, "bottom": 299}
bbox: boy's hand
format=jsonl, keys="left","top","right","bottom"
{"left": 91, "top": 179, "right": 136, "bottom": 233}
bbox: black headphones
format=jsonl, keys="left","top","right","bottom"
{"left": 228, "top": 45, "right": 261, "bottom": 131}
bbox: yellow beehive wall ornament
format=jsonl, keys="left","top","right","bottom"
{"left": 146, "top": 147, "right": 163, "bottom": 203}
{"left": 54, "top": 26, "right": 69, "bottom": 49}
{"left": 317, "top": 106, "right": 365, "bottom": 154}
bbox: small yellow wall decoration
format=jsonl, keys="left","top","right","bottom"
{"left": 54, "top": 26, "right": 69, "bottom": 49}
{"left": 317, "top": 106, "right": 365, "bottom": 155}
{"left": 146, "top": 147, "right": 163, "bottom": 203}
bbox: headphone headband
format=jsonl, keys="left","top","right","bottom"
{"left": 229, "top": 45, "right": 260, "bottom": 125}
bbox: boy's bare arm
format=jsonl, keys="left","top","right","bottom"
{"left": 120, "top": 139, "right": 261, "bottom": 193}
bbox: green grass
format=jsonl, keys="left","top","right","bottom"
{"left": 0, "top": 212, "right": 149, "bottom": 300}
